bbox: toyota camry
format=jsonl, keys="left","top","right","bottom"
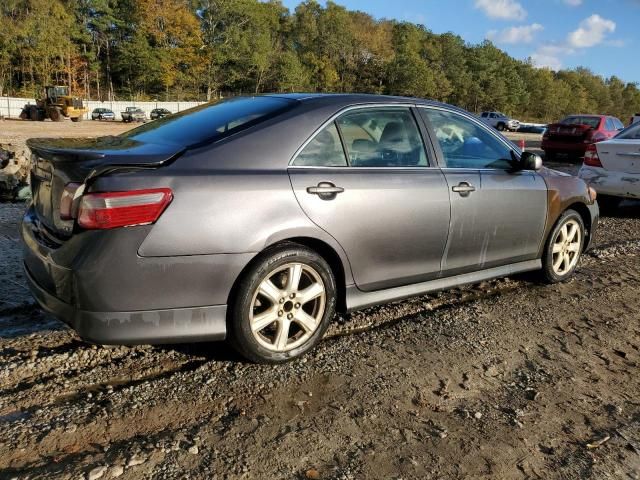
{"left": 22, "top": 94, "right": 599, "bottom": 362}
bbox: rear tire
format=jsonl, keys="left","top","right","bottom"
{"left": 539, "top": 209, "right": 585, "bottom": 284}
{"left": 49, "top": 107, "right": 62, "bottom": 122}
{"left": 229, "top": 244, "right": 336, "bottom": 363}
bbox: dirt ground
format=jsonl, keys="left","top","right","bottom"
{"left": 0, "top": 118, "right": 136, "bottom": 144}
{"left": 1, "top": 121, "right": 639, "bottom": 480}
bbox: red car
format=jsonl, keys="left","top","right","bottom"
{"left": 542, "top": 114, "right": 624, "bottom": 161}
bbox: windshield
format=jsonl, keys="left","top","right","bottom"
{"left": 561, "top": 116, "right": 601, "bottom": 128}
{"left": 616, "top": 121, "right": 640, "bottom": 140}
{"left": 121, "top": 96, "right": 296, "bottom": 147}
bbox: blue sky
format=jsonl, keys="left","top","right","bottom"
{"left": 279, "top": 0, "right": 640, "bottom": 83}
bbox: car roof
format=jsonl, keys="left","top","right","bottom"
{"left": 565, "top": 114, "right": 605, "bottom": 118}
{"left": 261, "top": 92, "right": 466, "bottom": 115}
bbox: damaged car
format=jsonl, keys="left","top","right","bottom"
{"left": 579, "top": 120, "right": 640, "bottom": 208}
{"left": 22, "top": 94, "right": 599, "bottom": 363}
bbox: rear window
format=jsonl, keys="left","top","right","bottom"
{"left": 121, "top": 96, "right": 296, "bottom": 147}
{"left": 616, "top": 122, "right": 640, "bottom": 140}
{"left": 560, "top": 116, "right": 601, "bottom": 128}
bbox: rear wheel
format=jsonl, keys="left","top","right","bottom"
{"left": 229, "top": 244, "right": 336, "bottom": 363}
{"left": 48, "top": 107, "right": 62, "bottom": 122}
{"left": 540, "top": 210, "right": 585, "bottom": 283}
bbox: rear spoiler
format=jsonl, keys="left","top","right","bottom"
{"left": 26, "top": 136, "right": 185, "bottom": 181}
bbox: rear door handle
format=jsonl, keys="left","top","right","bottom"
{"left": 452, "top": 182, "right": 476, "bottom": 196}
{"left": 306, "top": 182, "right": 344, "bottom": 199}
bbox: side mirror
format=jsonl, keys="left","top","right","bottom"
{"left": 520, "top": 151, "right": 543, "bottom": 171}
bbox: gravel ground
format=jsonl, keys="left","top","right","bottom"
{"left": 1, "top": 122, "right": 639, "bottom": 480}
{"left": 0, "top": 118, "right": 135, "bottom": 144}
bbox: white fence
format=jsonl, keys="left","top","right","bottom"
{"left": 0, "top": 96, "right": 205, "bottom": 121}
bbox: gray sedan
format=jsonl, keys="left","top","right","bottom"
{"left": 22, "top": 94, "right": 599, "bottom": 362}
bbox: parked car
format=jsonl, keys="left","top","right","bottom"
{"left": 518, "top": 123, "right": 547, "bottom": 135}
{"left": 630, "top": 114, "right": 640, "bottom": 126}
{"left": 91, "top": 108, "right": 115, "bottom": 121}
{"left": 579, "top": 121, "right": 640, "bottom": 208}
{"left": 150, "top": 108, "right": 172, "bottom": 120}
{"left": 480, "top": 111, "right": 520, "bottom": 132}
{"left": 121, "top": 107, "right": 147, "bottom": 123}
{"left": 542, "top": 115, "right": 624, "bottom": 161}
{"left": 22, "top": 94, "right": 598, "bottom": 363}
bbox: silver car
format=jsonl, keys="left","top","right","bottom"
{"left": 22, "top": 94, "right": 598, "bottom": 362}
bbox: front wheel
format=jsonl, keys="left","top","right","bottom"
{"left": 540, "top": 210, "right": 585, "bottom": 283}
{"left": 229, "top": 244, "right": 336, "bottom": 363}
{"left": 496, "top": 123, "right": 505, "bottom": 131}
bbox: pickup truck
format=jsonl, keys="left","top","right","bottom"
{"left": 480, "top": 111, "right": 520, "bottom": 132}
{"left": 121, "top": 107, "right": 147, "bottom": 123}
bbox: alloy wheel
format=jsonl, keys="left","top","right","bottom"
{"left": 249, "top": 263, "right": 326, "bottom": 352}
{"left": 551, "top": 219, "right": 582, "bottom": 276}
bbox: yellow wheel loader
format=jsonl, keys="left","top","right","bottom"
{"left": 19, "top": 86, "right": 88, "bottom": 122}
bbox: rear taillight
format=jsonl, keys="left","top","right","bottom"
{"left": 60, "top": 183, "right": 82, "bottom": 220}
{"left": 77, "top": 188, "right": 173, "bottom": 229}
{"left": 585, "top": 130, "right": 607, "bottom": 143}
{"left": 583, "top": 144, "right": 603, "bottom": 168}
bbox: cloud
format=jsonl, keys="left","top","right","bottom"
{"left": 530, "top": 14, "right": 617, "bottom": 71}
{"left": 531, "top": 44, "right": 573, "bottom": 70}
{"left": 567, "top": 14, "right": 616, "bottom": 48}
{"left": 487, "top": 23, "right": 544, "bottom": 44}
{"left": 564, "top": 0, "right": 583, "bottom": 6}
{"left": 474, "top": 0, "right": 527, "bottom": 21}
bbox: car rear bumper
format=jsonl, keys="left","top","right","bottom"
{"left": 24, "top": 264, "right": 227, "bottom": 344}
{"left": 19, "top": 205, "right": 256, "bottom": 345}
{"left": 578, "top": 166, "right": 640, "bottom": 199}
{"left": 541, "top": 140, "right": 587, "bottom": 154}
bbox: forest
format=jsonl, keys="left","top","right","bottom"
{"left": 1, "top": 0, "right": 639, "bottom": 122}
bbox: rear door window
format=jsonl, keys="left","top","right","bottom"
{"left": 605, "top": 118, "right": 616, "bottom": 131}
{"left": 336, "top": 108, "right": 429, "bottom": 167}
{"left": 293, "top": 123, "right": 348, "bottom": 167}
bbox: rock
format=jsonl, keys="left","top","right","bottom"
{"left": 108, "top": 465, "right": 124, "bottom": 478}
{"left": 474, "top": 412, "right": 482, "bottom": 419}
{"left": 305, "top": 469, "right": 320, "bottom": 479}
{"left": 87, "top": 465, "right": 107, "bottom": 480}
{"left": 484, "top": 365, "right": 500, "bottom": 377}
{"left": 126, "top": 455, "right": 146, "bottom": 467}
{"left": 188, "top": 445, "right": 199, "bottom": 455}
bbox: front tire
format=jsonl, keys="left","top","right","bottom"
{"left": 496, "top": 122, "right": 506, "bottom": 132}
{"left": 229, "top": 244, "right": 336, "bottom": 363}
{"left": 540, "top": 210, "right": 585, "bottom": 283}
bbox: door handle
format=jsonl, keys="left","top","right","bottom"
{"left": 452, "top": 182, "right": 476, "bottom": 196}
{"left": 306, "top": 182, "right": 344, "bottom": 199}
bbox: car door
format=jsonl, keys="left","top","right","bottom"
{"left": 418, "top": 107, "right": 547, "bottom": 276}
{"left": 288, "top": 105, "right": 451, "bottom": 291}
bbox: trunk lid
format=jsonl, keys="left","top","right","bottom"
{"left": 26, "top": 136, "right": 183, "bottom": 239}
{"left": 546, "top": 122, "right": 593, "bottom": 143}
{"left": 596, "top": 139, "right": 640, "bottom": 174}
